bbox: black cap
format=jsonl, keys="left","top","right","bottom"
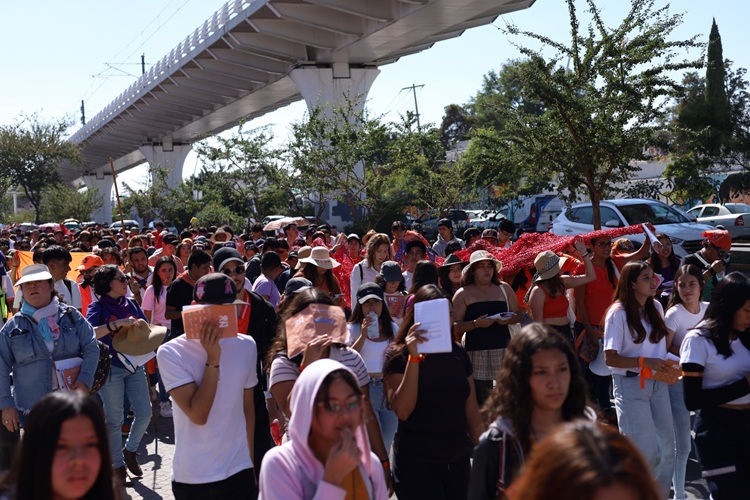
{"left": 212, "top": 247, "right": 244, "bottom": 271}
{"left": 438, "top": 218, "right": 452, "bottom": 228}
{"left": 193, "top": 273, "right": 248, "bottom": 305}
{"left": 356, "top": 282, "right": 384, "bottom": 304}
{"left": 163, "top": 234, "right": 179, "bottom": 245}
{"left": 285, "top": 277, "right": 312, "bottom": 295}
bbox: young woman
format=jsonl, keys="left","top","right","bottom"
{"left": 297, "top": 247, "right": 346, "bottom": 308}
{"left": 680, "top": 272, "right": 750, "bottom": 498}
{"left": 383, "top": 285, "right": 483, "bottom": 500}
{"left": 259, "top": 359, "right": 388, "bottom": 499}
{"left": 347, "top": 283, "right": 398, "bottom": 451}
{"left": 528, "top": 241, "right": 595, "bottom": 341}
{"left": 175, "top": 241, "right": 192, "bottom": 265}
{"left": 468, "top": 324, "right": 593, "bottom": 500}
{"left": 649, "top": 232, "right": 680, "bottom": 308}
{"left": 0, "top": 391, "right": 117, "bottom": 500}
{"left": 603, "top": 261, "right": 675, "bottom": 497}
{"left": 438, "top": 254, "right": 466, "bottom": 299}
{"left": 508, "top": 420, "right": 660, "bottom": 500}
{"left": 404, "top": 260, "right": 439, "bottom": 313}
{"left": 664, "top": 264, "right": 707, "bottom": 500}
{"left": 350, "top": 234, "right": 392, "bottom": 308}
{"left": 374, "top": 261, "right": 407, "bottom": 326}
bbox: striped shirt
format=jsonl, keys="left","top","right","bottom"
{"left": 269, "top": 345, "right": 370, "bottom": 389}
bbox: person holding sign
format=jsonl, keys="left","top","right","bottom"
{"left": 0, "top": 264, "right": 99, "bottom": 432}
{"left": 157, "top": 273, "right": 258, "bottom": 499}
{"left": 603, "top": 261, "right": 676, "bottom": 498}
{"left": 383, "top": 284, "right": 483, "bottom": 500}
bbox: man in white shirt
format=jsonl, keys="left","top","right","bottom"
{"left": 43, "top": 246, "right": 82, "bottom": 310}
{"left": 157, "top": 272, "right": 258, "bottom": 499}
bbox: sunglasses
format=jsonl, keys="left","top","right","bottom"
{"left": 222, "top": 265, "right": 245, "bottom": 276}
{"left": 711, "top": 244, "right": 728, "bottom": 257}
{"left": 595, "top": 241, "right": 613, "bottom": 249}
{"left": 114, "top": 275, "right": 131, "bottom": 283}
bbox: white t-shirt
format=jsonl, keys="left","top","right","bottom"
{"left": 349, "top": 261, "right": 380, "bottom": 309}
{"left": 680, "top": 330, "right": 750, "bottom": 405}
{"left": 252, "top": 274, "right": 280, "bottom": 308}
{"left": 141, "top": 285, "right": 169, "bottom": 327}
{"left": 346, "top": 323, "right": 398, "bottom": 374}
{"left": 157, "top": 334, "right": 258, "bottom": 484}
{"left": 403, "top": 271, "right": 413, "bottom": 291}
{"left": 664, "top": 302, "right": 708, "bottom": 361}
{"left": 603, "top": 301, "right": 667, "bottom": 376}
{"left": 269, "top": 346, "right": 369, "bottom": 390}
{"left": 55, "top": 279, "right": 82, "bottom": 309}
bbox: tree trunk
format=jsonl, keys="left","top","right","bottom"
{"left": 591, "top": 195, "right": 601, "bottom": 230}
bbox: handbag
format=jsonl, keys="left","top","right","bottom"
{"left": 89, "top": 340, "right": 112, "bottom": 394}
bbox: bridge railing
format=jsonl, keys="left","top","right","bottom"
{"left": 70, "top": 0, "right": 256, "bottom": 144}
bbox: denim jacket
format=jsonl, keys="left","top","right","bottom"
{"left": 0, "top": 304, "right": 98, "bottom": 414}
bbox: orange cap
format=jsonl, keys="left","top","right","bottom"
{"left": 702, "top": 230, "right": 731, "bottom": 250}
{"left": 76, "top": 254, "right": 104, "bottom": 271}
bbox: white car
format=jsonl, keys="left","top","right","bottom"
{"left": 684, "top": 203, "right": 750, "bottom": 240}
{"left": 550, "top": 198, "right": 716, "bottom": 258}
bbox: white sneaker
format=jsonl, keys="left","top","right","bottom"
{"left": 159, "top": 401, "right": 173, "bottom": 418}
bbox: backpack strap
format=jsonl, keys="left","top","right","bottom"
{"left": 496, "top": 429, "right": 507, "bottom": 497}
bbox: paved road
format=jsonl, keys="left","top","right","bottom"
{"left": 124, "top": 411, "right": 710, "bottom": 500}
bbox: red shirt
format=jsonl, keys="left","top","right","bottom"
{"left": 575, "top": 262, "right": 617, "bottom": 327}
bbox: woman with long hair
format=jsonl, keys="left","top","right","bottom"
{"left": 350, "top": 234, "right": 392, "bottom": 308}
{"left": 175, "top": 241, "right": 192, "bottom": 265}
{"left": 664, "top": 264, "right": 707, "bottom": 500}
{"left": 507, "top": 420, "right": 660, "bottom": 500}
{"left": 0, "top": 391, "right": 118, "bottom": 499}
{"left": 403, "top": 260, "right": 439, "bottom": 313}
{"left": 347, "top": 283, "right": 398, "bottom": 451}
{"left": 259, "top": 360, "right": 388, "bottom": 499}
{"left": 374, "top": 261, "right": 408, "bottom": 326}
{"left": 468, "top": 324, "right": 593, "bottom": 500}
{"left": 649, "top": 232, "right": 680, "bottom": 307}
{"left": 603, "top": 261, "right": 675, "bottom": 497}
{"left": 383, "top": 284, "right": 483, "bottom": 500}
{"left": 680, "top": 272, "right": 750, "bottom": 498}
{"left": 438, "top": 254, "right": 466, "bottom": 299}
{"left": 297, "top": 247, "right": 345, "bottom": 308}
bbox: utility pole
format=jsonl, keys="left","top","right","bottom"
{"left": 402, "top": 83, "right": 424, "bottom": 130}
{"left": 80, "top": 100, "right": 85, "bottom": 125}
{"left": 141, "top": 54, "right": 146, "bottom": 75}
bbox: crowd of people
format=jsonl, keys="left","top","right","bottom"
{"left": 0, "top": 216, "right": 747, "bottom": 499}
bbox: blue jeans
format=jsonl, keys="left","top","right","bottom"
{"left": 98, "top": 365, "right": 152, "bottom": 468}
{"left": 369, "top": 376, "right": 397, "bottom": 453}
{"left": 668, "top": 380, "right": 692, "bottom": 499}
{"left": 612, "top": 374, "right": 675, "bottom": 497}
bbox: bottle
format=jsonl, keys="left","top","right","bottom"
{"left": 366, "top": 311, "right": 380, "bottom": 340}
{"left": 270, "top": 419, "right": 282, "bottom": 446}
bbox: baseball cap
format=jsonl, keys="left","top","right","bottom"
{"left": 193, "top": 273, "right": 248, "bottom": 305}
{"left": 285, "top": 277, "right": 312, "bottom": 295}
{"left": 76, "top": 254, "right": 104, "bottom": 271}
{"left": 357, "top": 282, "right": 384, "bottom": 304}
{"left": 212, "top": 247, "right": 244, "bottom": 272}
{"left": 438, "top": 218, "right": 452, "bottom": 228}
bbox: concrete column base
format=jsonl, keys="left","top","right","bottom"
{"left": 138, "top": 143, "right": 192, "bottom": 188}
{"left": 82, "top": 174, "right": 114, "bottom": 224}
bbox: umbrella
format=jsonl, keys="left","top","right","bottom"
{"left": 263, "top": 216, "right": 310, "bottom": 232}
{"left": 38, "top": 223, "right": 61, "bottom": 232}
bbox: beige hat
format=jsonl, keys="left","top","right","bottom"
{"left": 462, "top": 250, "right": 502, "bottom": 279}
{"left": 534, "top": 250, "right": 567, "bottom": 282}
{"left": 113, "top": 319, "right": 168, "bottom": 356}
{"left": 295, "top": 246, "right": 312, "bottom": 270}
{"left": 298, "top": 246, "right": 340, "bottom": 269}
{"left": 16, "top": 264, "right": 53, "bottom": 286}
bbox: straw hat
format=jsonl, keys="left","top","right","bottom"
{"left": 298, "top": 246, "right": 340, "bottom": 269}
{"left": 462, "top": 250, "right": 502, "bottom": 279}
{"left": 295, "top": 246, "right": 312, "bottom": 269}
{"left": 534, "top": 250, "right": 567, "bottom": 282}
{"left": 113, "top": 319, "right": 168, "bottom": 356}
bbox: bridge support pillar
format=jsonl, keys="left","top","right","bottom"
{"left": 82, "top": 173, "right": 114, "bottom": 225}
{"left": 289, "top": 65, "right": 380, "bottom": 228}
{"left": 138, "top": 143, "right": 192, "bottom": 188}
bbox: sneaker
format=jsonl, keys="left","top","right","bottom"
{"left": 123, "top": 448, "right": 143, "bottom": 477}
{"left": 159, "top": 401, "right": 173, "bottom": 418}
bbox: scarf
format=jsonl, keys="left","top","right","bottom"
{"left": 98, "top": 294, "right": 133, "bottom": 320}
{"left": 20, "top": 297, "right": 61, "bottom": 343}
{"left": 176, "top": 270, "right": 198, "bottom": 287}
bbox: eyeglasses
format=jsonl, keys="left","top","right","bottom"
{"left": 114, "top": 275, "right": 130, "bottom": 283}
{"left": 711, "top": 244, "right": 728, "bottom": 257}
{"left": 595, "top": 241, "right": 613, "bottom": 249}
{"left": 222, "top": 265, "right": 245, "bottom": 276}
{"left": 319, "top": 397, "right": 363, "bottom": 415}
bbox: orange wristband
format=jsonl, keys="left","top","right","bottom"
{"left": 408, "top": 354, "right": 425, "bottom": 364}
{"left": 638, "top": 357, "right": 645, "bottom": 368}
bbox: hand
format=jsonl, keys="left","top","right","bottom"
{"left": 123, "top": 261, "right": 132, "bottom": 274}
{"left": 302, "top": 335, "right": 332, "bottom": 367}
{"left": 711, "top": 259, "right": 726, "bottom": 274}
{"left": 473, "top": 314, "right": 494, "bottom": 329}
{"left": 322, "top": 428, "right": 361, "bottom": 485}
{"left": 573, "top": 237, "right": 588, "bottom": 256}
{"left": 405, "top": 323, "right": 427, "bottom": 357}
{"left": 384, "top": 467, "right": 394, "bottom": 496}
{"left": 70, "top": 381, "right": 90, "bottom": 394}
{"left": 586, "top": 325, "right": 601, "bottom": 342}
{"left": 642, "top": 357, "right": 670, "bottom": 372}
{"left": 199, "top": 318, "right": 222, "bottom": 365}
{"left": 361, "top": 314, "right": 373, "bottom": 333}
{"left": 2, "top": 407, "right": 19, "bottom": 432}
{"left": 114, "top": 316, "right": 139, "bottom": 331}
{"left": 496, "top": 312, "right": 521, "bottom": 325}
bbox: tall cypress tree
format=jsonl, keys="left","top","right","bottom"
{"left": 704, "top": 18, "right": 730, "bottom": 153}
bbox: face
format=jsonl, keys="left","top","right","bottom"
{"left": 391, "top": 226, "right": 405, "bottom": 241}
{"left": 192, "top": 262, "right": 212, "bottom": 280}
{"left": 101, "top": 253, "right": 119, "bottom": 266}
{"left": 590, "top": 481, "right": 641, "bottom": 500}
{"left": 438, "top": 225, "right": 452, "bottom": 240}
{"left": 499, "top": 230, "right": 513, "bottom": 244}
{"left": 286, "top": 225, "right": 299, "bottom": 239}
{"left": 591, "top": 238, "right": 613, "bottom": 259}
{"left": 384, "top": 281, "right": 399, "bottom": 293}
{"left": 47, "top": 259, "right": 71, "bottom": 282}
{"left": 732, "top": 299, "right": 750, "bottom": 332}
{"left": 448, "top": 264, "right": 463, "bottom": 285}
{"left": 80, "top": 268, "right": 98, "bottom": 283}
{"left": 473, "top": 261, "right": 496, "bottom": 284}
{"left": 656, "top": 237, "right": 672, "bottom": 258}
{"left": 21, "top": 280, "right": 54, "bottom": 308}
{"left": 277, "top": 248, "right": 289, "bottom": 261}
{"left": 676, "top": 274, "right": 700, "bottom": 305}
{"left": 311, "top": 377, "right": 363, "bottom": 444}
{"left": 51, "top": 415, "right": 101, "bottom": 500}
{"left": 631, "top": 267, "right": 656, "bottom": 300}
{"left": 348, "top": 240, "right": 361, "bottom": 258}
{"left": 360, "top": 297, "right": 383, "bottom": 317}
{"left": 162, "top": 243, "right": 176, "bottom": 256}
{"left": 529, "top": 348, "right": 571, "bottom": 413}
{"left": 108, "top": 272, "right": 129, "bottom": 298}
{"left": 222, "top": 262, "right": 246, "bottom": 291}
{"left": 157, "top": 263, "right": 176, "bottom": 286}
{"left": 374, "top": 243, "right": 389, "bottom": 265}
{"left": 130, "top": 251, "right": 148, "bottom": 273}
{"left": 407, "top": 246, "right": 425, "bottom": 266}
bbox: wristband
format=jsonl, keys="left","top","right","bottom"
{"left": 107, "top": 322, "right": 116, "bottom": 333}
{"left": 638, "top": 357, "right": 645, "bottom": 369}
{"left": 299, "top": 363, "right": 306, "bottom": 373}
{"left": 472, "top": 319, "right": 477, "bottom": 329}
{"left": 205, "top": 363, "right": 220, "bottom": 369}
{"left": 408, "top": 354, "right": 425, "bottom": 364}
{"left": 381, "top": 460, "right": 390, "bottom": 469}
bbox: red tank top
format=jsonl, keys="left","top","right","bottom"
{"left": 542, "top": 287, "right": 569, "bottom": 319}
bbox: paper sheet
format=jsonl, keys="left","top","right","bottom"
{"left": 182, "top": 304, "right": 238, "bottom": 340}
{"left": 55, "top": 357, "right": 83, "bottom": 390}
{"left": 414, "top": 298, "right": 453, "bottom": 354}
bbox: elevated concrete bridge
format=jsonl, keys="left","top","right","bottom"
{"left": 68, "top": 0, "right": 536, "bottom": 223}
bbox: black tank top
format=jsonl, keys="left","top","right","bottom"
{"left": 463, "top": 301, "right": 510, "bottom": 351}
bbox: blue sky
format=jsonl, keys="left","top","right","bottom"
{"left": 1, "top": 0, "right": 747, "bottom": 183}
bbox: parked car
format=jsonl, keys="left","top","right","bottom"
{"left": 110, "top": 220, "right": 140, "bottom": 232}
{"left": 684, "top": 203, "right": 750, "bottom": 241}
{"left": 499, "top": 194, "right": 563, "bottom": 233}
{"left": 550, "top": 198, "right": 716, "bottom": 258}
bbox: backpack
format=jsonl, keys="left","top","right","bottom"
{"left": 62, "top": 308, "right": 111, "bottom": 394}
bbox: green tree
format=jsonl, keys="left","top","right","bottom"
{"left": 0, "top": 115, "right": 82, "bottom": 223}
{"left": 704, "top": 19, "right": 731, "bottom": 153}
{"left": 438, "top": 104, "right": 474, "bottom": 150}
{"left": 465, "top": 0, "right": 701, "bottom": 229}
{"left": 40, "top": 183, "right": 103, "bottom": 222}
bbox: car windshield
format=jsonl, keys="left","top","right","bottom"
{"left": 616, "top": 203, "right": 690, "bottom": 225}
{"left": 727, "top": 204, "right": 750, "bottom": 214}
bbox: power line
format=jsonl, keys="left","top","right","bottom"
{"left": 401, "top": 83, "right": 425, "bottom": 130}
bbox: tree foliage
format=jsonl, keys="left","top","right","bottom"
{"left": 39, "top": 184, "right": 103, "bottom": 222}
{"left": 461, "top": 0, "right": 702, "bottom": 229}
{"left": 0, "top": 115, "right": 82, "bottom": 223}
